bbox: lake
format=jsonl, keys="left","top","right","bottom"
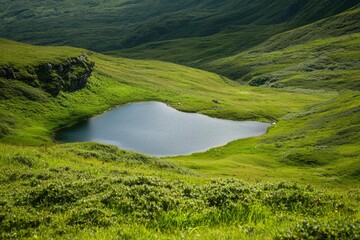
{"left": 56, "top": 102, "right": 271, "bottom": 157}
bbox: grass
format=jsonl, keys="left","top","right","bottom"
{"left": 114, "top": 6, "right": 360, "bottom": 91}
{"left": 0, "top": 37, "right": 359, "bottom": 238}
{"left": 0, "top": 0, "right": 358, "bottom": 52}
{"left": 1, "top": 142, "right": 360, "bottom": 239}
{"left": 112, "top": 5, "right": 360, "bottom": 69}
{"left": 0, "top": 42, "right": 327, "bottom": 145}
{"left": 205, "top": 7, "right": 360, "bottom": 90}
{"left": 108, "top": 25, "right": 285, "bottom": 68}
{"left": 170, "top": 92, "right": 360, "bottom": 187}
{"left": 0, "top": 2, "right": 360, "bottom": 238}
{"left": 208, "top": 33, "right": 360, "bottom": 90}
{"left": 0, "top": 38, "right": 86, "bottom": 66}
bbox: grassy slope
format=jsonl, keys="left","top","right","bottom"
{"left": 0, "top": 39, "right": 358, "bottom": 182}
{"left": 0, "top": 38, "right": 85, "bottom": 66}
{"left": 171, "top": 91, "right": 360, "bottom": 186}
{"left": 112, "top": 6, "right": 360, "bottom": 91}
{"left": 209, "top": 33, "right": 360, "bottom": 90}
{"left": 108, "top": 25, "right": 284, "bottom": 67}
{"left": 0, "top": 0, "right": 358, "bottom": 51}
{"left": 0, "top": 4, "right": 360, "bottom": 238}
{"left": 206, "top": 7, "right": 360, "bottom": 90}
{"left": 106, "top": 8, "right": 360, "bottom": 187}
{"left": 0, "top": 39, "right": 323, "bottom": 144}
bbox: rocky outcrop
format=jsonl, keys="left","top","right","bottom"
{"left": 0, "top": 54, "right": 95, "bottom": 96}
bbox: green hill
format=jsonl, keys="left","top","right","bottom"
{"left": 1, "top": 36, "right": 360, "bottom": 239}
{"left": 1, "top": 0, "right": 359, "bottom": 51}
{"left": 1, "top": 0, "right": 360, "bottom": 239}
{"left": 0, "top": 38, "right": 322, "bottom": 145}
{"left": 113, "top": 5, "right": 360, "bottom": 88}
{"left": 205, "top": 6, "right": 360, "bottom": 89}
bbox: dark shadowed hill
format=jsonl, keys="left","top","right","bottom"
{"left": 0, "top": 0, "right": 359, "bottom": 52}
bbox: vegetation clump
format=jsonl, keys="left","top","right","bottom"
{"left": 1, "top": 162, "right": 357, "bottom": 239}
{"left": 277, "top": 219, "right": 360, "bottom": 240}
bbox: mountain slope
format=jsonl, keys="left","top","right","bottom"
{"left": 1, "top": 38, "right": 359, "bottom": 186}
{"left": 0, "top": 0, "right": 358, "bottom": 51}
{"left": 0, "top": 38, "right": 323, "bottom": 145}
{"left": 1, "top": 1, "right": 360, "bottom": 238}
{"left": 0, "top": 32, "right": 360, "bottom": 240}
{"left": 115, "top": 6, "right": 360, "bottom": 91}
{"left": 207, "top": 6, "right": 360, "bottom": 90}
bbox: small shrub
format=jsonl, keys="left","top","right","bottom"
{"left": 67, "top": 207, "right": 112, "bottom": 227}
{"left": 282, "top": 150, "right": 336, "bottom": 166}
{"left": 24, "top": 182, "right": 81, "bottom": 207}
{"left": 13, "top": 154, "right": 35, "bottom": 167}
{"left": 0, "top": 207, "right": 49, "bottom": 233}
{"left": 277, "top": 219, "right": 360, "bottom": 240}
{"left": 249, "top": 75, "right": 279, "bottom": 86}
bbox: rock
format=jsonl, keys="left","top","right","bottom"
{"left": 6, "top": 68, "right": 16, "bottom": 79}
{"left": 44, "top": 63, "right": 52, "bottom": 72}
{"left": 64, "top": 63, "right": 72, "bottom": 71}
{"left": 57, "top": 65, "right": 63, "bottom": 72}
{"left": 0, "top": 68, "right": 6, "bottom": 77}
{"left": 0, "top": 67, "right": 17, "bottom": 79}
{"left": 77, "top": 55, "right": 87, "bottom": 62}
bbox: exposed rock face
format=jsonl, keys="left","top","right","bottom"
{"left": 0, "top": 54, "right": 95, "bottom": 96}
{"left": 0, "top": 68, "right": 16, "bottom": 79}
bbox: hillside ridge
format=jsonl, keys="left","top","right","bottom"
{"left": 115, "top": 6, "right": 360, "bottom": 91}
{"left": 1, "top": 0, "right": 359, "bottom": 52}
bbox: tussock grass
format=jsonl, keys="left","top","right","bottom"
{"left": 1, "top": 142, "right": 359, "bottom": 239}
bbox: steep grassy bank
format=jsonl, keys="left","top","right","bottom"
{"left": 209, "top": 33, "right": 360, "bottom": 90}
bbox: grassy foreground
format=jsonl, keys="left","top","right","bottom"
{"left": 1, "top": 37, "right": 360, "bottom": 239}
{"left": 1, "top": 142, "right": 360, "bottom": 239}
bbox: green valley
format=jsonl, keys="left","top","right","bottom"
{"left": 0, "top": 1, "right": 359, "bottom": 239}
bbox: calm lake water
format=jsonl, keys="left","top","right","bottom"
{"left": 56, "top": 102, "right": 271, "bottom": 157}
